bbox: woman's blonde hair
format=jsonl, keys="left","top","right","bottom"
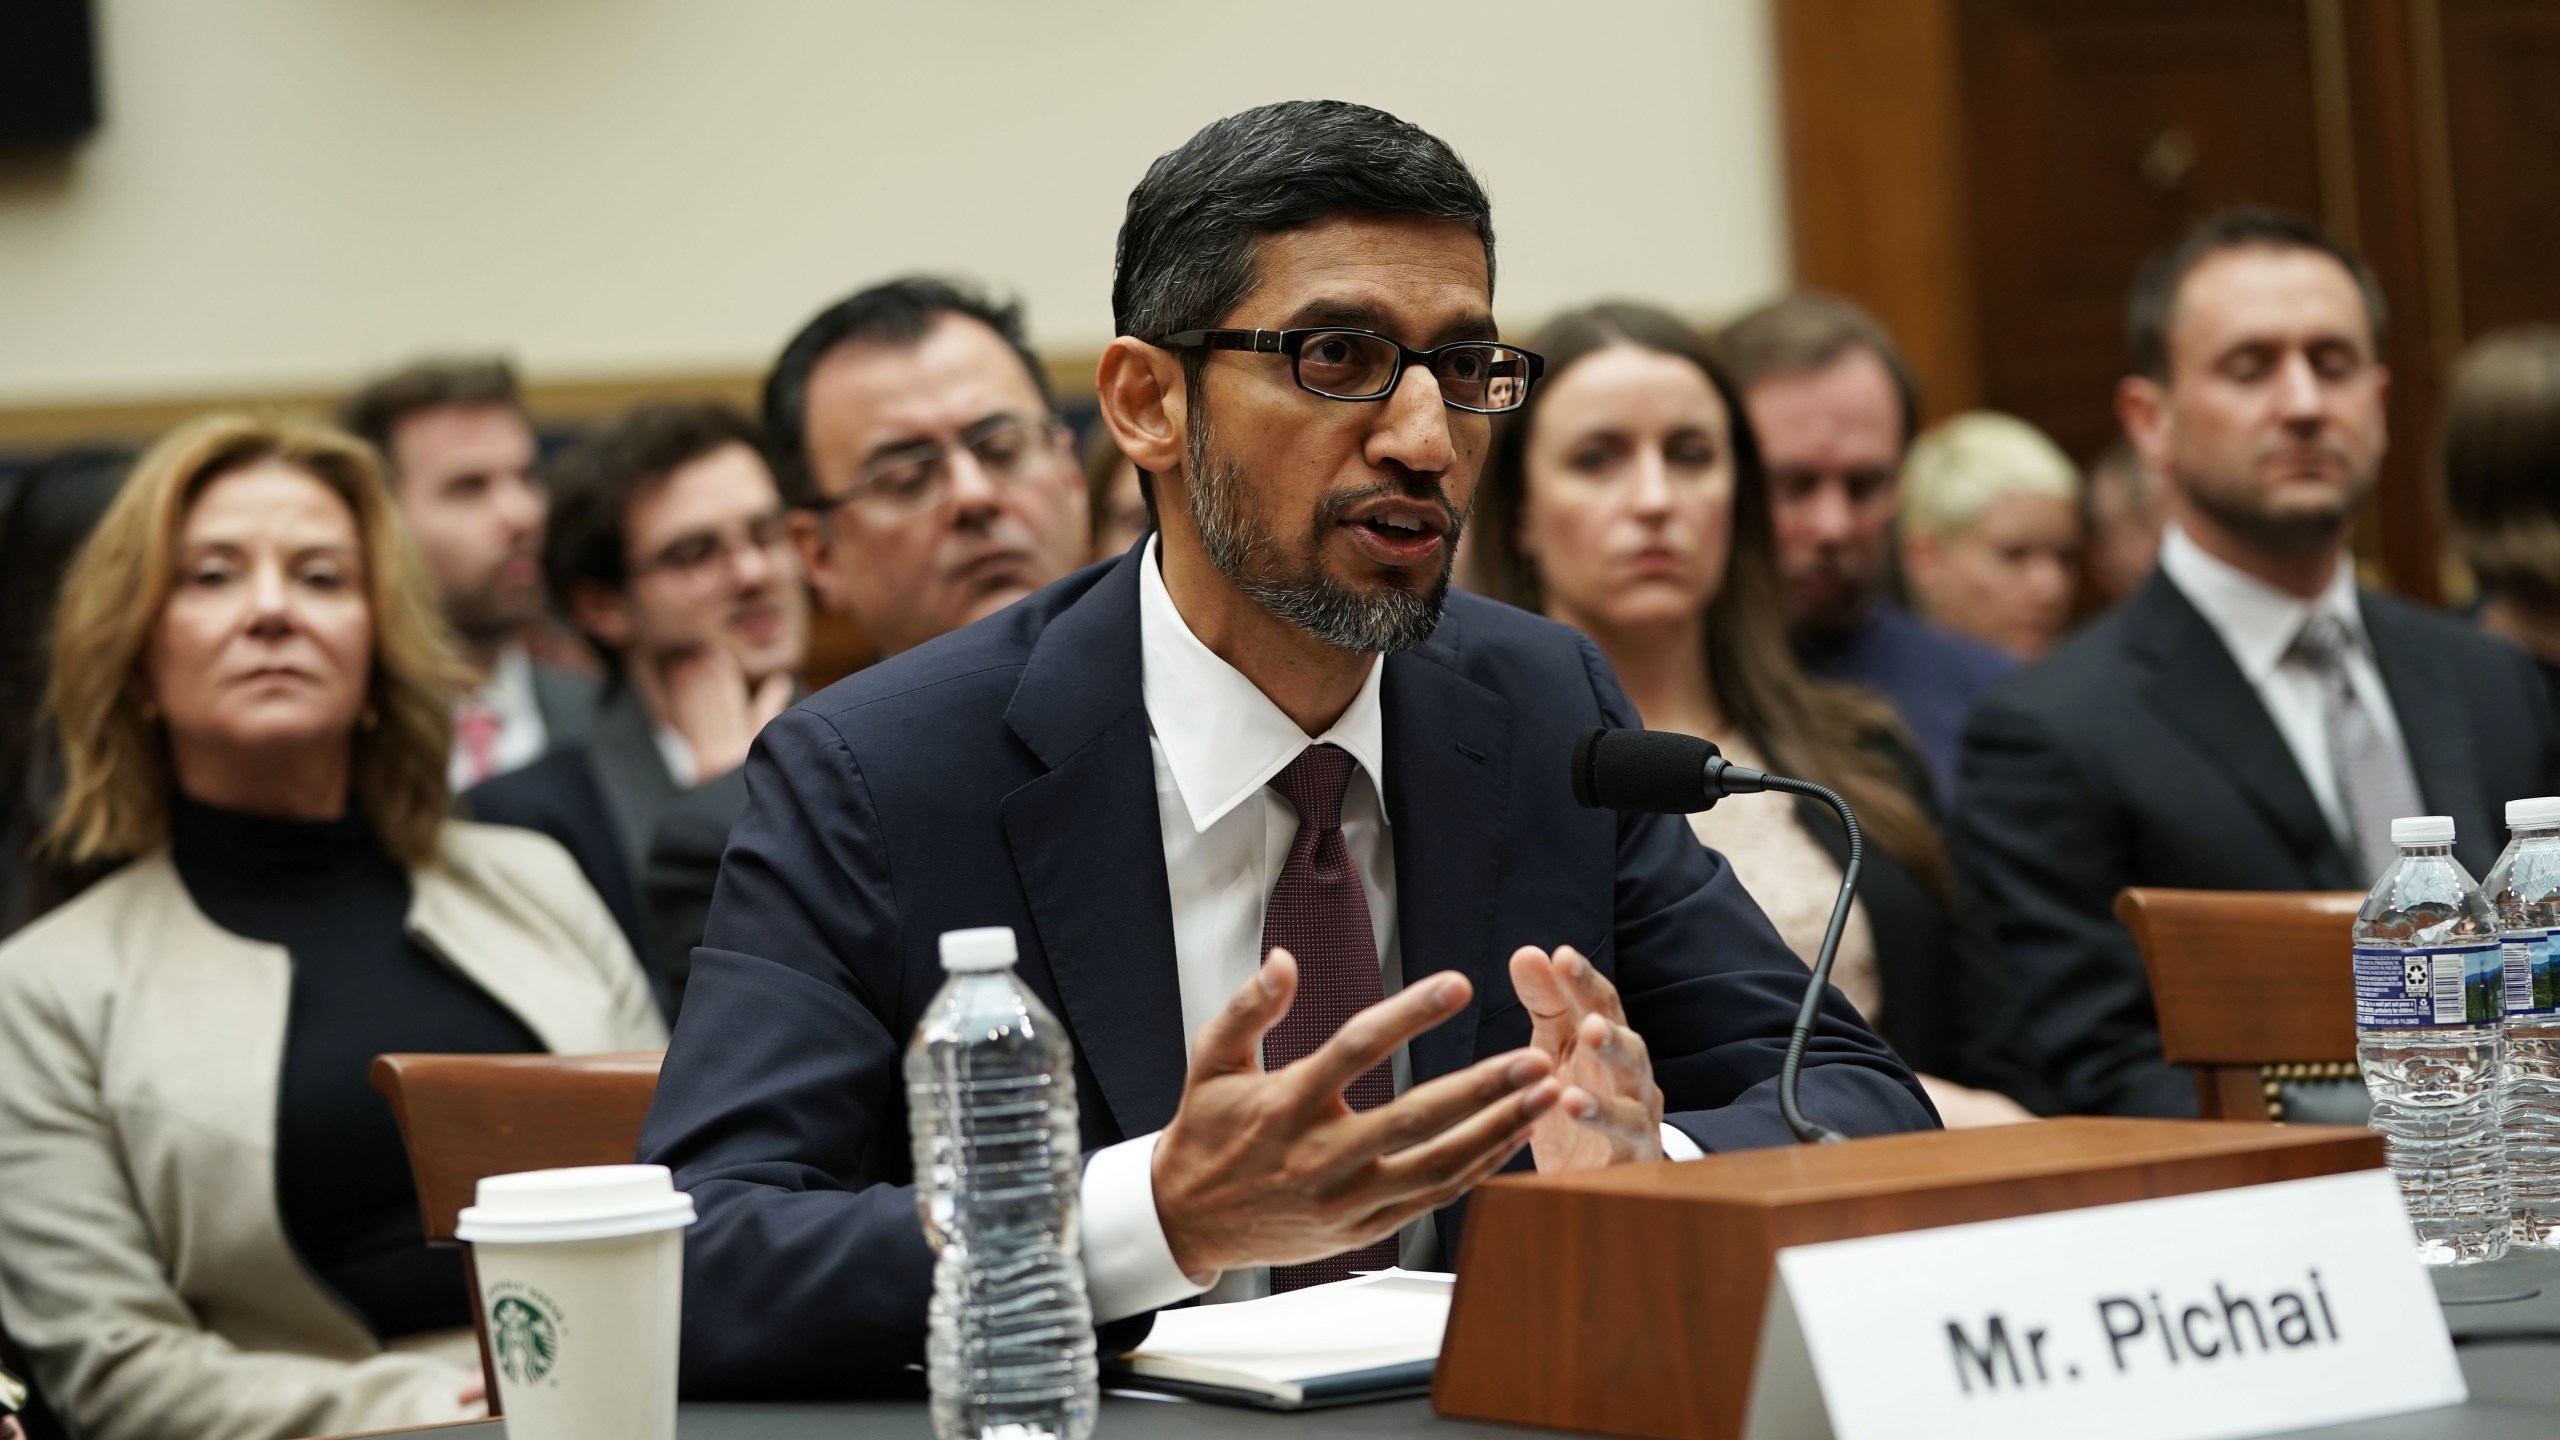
{"left": 44, "top": 413, "right": 466, "bottom": 867}
{"left": 1899, "top": 411, "right": 2083, "bottom": 541}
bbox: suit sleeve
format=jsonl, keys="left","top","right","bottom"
{"left": 1571, "top": 638, "right": 1939, "bottom": 1150}
{"left": 1953, "top": 692, "right": 2195, "bottom": 1117}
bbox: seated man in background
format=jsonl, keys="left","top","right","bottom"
{"left": 642, "top": 98, "right": 1932, "bottom": 1398}
{"left": 1720, "top": 295, "right": 2013, "bottom": 800}
{"left": 342, "top": 360, "right": 596, "bottom": 788}
{"left": 1956, "top": 208, "right": 2560, "bottom": 1117}
{"left": 468, "top": 402, "right": 808, "bottom": 1014}
{"left": 765, "top": 276, "right": 1091, "bottom": 660}
{"left": 1898, "top": 411, "right": 2086, "bottom": 662}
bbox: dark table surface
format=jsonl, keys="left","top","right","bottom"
{"left": 402, "top": 1249, "right": 2560, "bottom": 1439}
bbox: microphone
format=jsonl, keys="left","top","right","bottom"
{"left": 1571, "top": 726, "right": 1857, "bottom": 1145}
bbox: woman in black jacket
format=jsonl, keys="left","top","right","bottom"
{"left": 1471, "top": 302, "right": 2045, "bottom": 1122}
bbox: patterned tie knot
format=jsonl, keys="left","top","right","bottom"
{"left": 2287, "top": 612, "right": 2356, "bottom": 674}
{"left": 1269, "top": 743, "right": 1356, "bottom": 834}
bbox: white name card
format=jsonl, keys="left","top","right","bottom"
{"left": 1742, "top": 1171, "right": 2465, "bottom": 1440}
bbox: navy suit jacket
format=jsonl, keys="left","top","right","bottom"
{"left": 638, "top": 549, "right": 1936, "bottom": 1397}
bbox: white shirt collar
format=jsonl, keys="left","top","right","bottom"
{"left": 2156, "top": 522, "right": 2368, "bottom": 684}
{"left": 1136, "top": 534, "right": 1387, "bottom": 834}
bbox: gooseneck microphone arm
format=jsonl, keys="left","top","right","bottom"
{"left": 1570, "top": 726, "right": 1857, "bottom": 1145}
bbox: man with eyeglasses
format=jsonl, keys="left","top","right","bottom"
{"left": 643, "top": 101, "right": 1931, "bottom": 1397}
{"left": 765, "top": 277, "right": 1091, "bottom": 661}
{"left": 468, "top": 401, "right": 808, "bottom": 1015}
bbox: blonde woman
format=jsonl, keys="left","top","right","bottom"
{"left": 0, "top": 416, "right": 665, "bottom": 1440}
{"left": 1899, "top": 412, "right": 2087, "bottom": 661}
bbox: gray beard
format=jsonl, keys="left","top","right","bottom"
{"left": 1186, "top": 416, "right": 1455, "bottom": 655}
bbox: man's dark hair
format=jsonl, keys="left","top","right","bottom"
{"left": 761, "top": 277, "right": 1053, "bottom": 509}
{"left": 1111, "top": 100, "right": 1496, "bottom": 372}
{"left": 544, "top": 399, "right": 764, "bottom": 629}
{"left": 1718, "top": 292, "right": 1923, "bottom": 446}
{"left": 2126, "top": 207, "right": 2388, "bottom": 380}
{"left": 339, "top": 358, "right": 524, "bottom": 473}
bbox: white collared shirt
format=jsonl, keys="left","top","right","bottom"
{"left": 448, "top": 640, "right": 549, "bottom": 791}
{"left": 2155, "top": 524, "right": 2413, "bottom": 843}
{"left": 1077, "top": 537, "right": 1697, "bottom": 1322}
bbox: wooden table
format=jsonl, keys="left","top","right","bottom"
{"left": 368, "top": 1249, "right": 2560, "bottom": 1439}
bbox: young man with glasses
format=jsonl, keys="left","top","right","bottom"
{"left": 765, "top": 277, "right": 1091, "bottom": 660}
{"left": 643, "top": 101, "right": 1931, "bottom": 1397}
{"left": 468, "top": 401, "right": 808, "bottom": 1015}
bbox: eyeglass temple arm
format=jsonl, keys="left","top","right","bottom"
{"left": 1162, "top": 329, "right": 1286, "bottom": 354}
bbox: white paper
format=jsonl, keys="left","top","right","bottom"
{"left": 1121, "top": 1268, "right": 1451, "bottom": 1388}
{"left": 1746, "top": 1172, "right": 2465, "bottom": 1440}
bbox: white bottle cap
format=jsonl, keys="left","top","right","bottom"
{"left": 2508, "top": 797, "right": 2560, "bottom": 829}
{"left": 2392, "top": 815, "right": 2456, "bottom": 846}
{"left": 939, "top": 926, "right": 1018, "bottom": 972}
{"left": 454, "top": 1164, "right": 695, "bottom": 1245}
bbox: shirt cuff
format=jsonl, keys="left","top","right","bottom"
{"left": 1080, "top": 1131, "right": 1215, "bottom": 1322}
{"left": 1658, "top": 1121, "right": 1705, "bottom": 1162}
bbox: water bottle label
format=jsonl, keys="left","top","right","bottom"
{"left": 2505, "top": 928, "right": 2560, "bottom": 1017}
{"left": 2353, "top": 942, "right": 2503, "bottom": 1028}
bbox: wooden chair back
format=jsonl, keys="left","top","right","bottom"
{"left": 369, "top": 1050, "right": 664, "bottom": 1413}
{"left": 2116, "top": 888, "right": 2364, "bottom": 1119}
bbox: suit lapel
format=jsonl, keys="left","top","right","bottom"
{"left": 2126, "top": 573, "right": 2356, "bottom": 887}
{"left": 2364, "top": 592, "right": 2493, "bottom": 859}
{"left": 999, "top": 556, "right": 1189, "bottom": 1140}
{"left": 1383, "top": 611, "right": 1514, "bottom": 1087}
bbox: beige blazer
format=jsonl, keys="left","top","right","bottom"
{"left": 0, "top": 820, "right": 667, "bottom": 1440}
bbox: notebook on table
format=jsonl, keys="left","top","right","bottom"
{"left": 1107, "top": 1268, "right": 1453, "bottom": 1411}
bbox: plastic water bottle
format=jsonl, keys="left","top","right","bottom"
{"left": 2354, "top": 815, "right": 2508, "bottom": 1265}
{"left": 2485, "top": 797, "right": 2560, "bottom": 1248}
{"left": 905, "top": 927, "right": 1096, "bottom": 1440}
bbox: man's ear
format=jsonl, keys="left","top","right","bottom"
{"left": 566, "top": 579, "right": 635, "bottom": 653}
{"left": 1096, "top": 337, "right": 1187, "bottom": 477}
{"left": 2116, "top": 373, "right": 2172, "bottom": 483}
{"left": 786, "top": 511, "right": 852, "bottom": 615}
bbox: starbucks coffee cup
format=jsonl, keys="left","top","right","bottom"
{"left": 455, "top": 1165, "right": 696, "bottom": 1440}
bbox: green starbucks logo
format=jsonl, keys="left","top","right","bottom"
{"left": 491, "top": 1294, "right": 560, "bottom": 1386}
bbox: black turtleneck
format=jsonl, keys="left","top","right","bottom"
{"left": 170, "top": 795, "right": 540, "bottom": 1340}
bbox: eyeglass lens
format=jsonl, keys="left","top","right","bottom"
{"left": 1294, "top": 331, "right": 1533, "bottom": 412}
{"left": 853, "top": 415, "right": 1052, "bottom": 514}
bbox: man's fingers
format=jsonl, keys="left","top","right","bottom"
{"left": 1339, "top": 1049, "right": 1553, "bottom": 1157}
{"left": 1559, "top": 1086, "right": 1656, "bottom": 1152}
{"left": 1188, "top": 950, "right": 1299, "bottom": 1080}
{"left": 1373, "top": 1076, "right": 1560, "bottom": 1195}
{"left": 1282, "top": 972, "right": 1472, "bottom": 1109}
{"left": 1356, "top": 1124, "right": 1536, "bottom": 1237}
{"left": 1553, "top": 946, "right": 1629, "bottom": 1025}
{"left": 1577, "top": 1014, "right": 1652, "bottom": 1089}
{"left": 1507, "top": 945, "right": 1580, "bottom": 1026}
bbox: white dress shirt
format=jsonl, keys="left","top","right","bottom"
{"left": 448, "top": 640, "right": 549, "bottom": 791}
{"left": 2155, "top": 524, "right": 2413, "bottom": 844}
{"left": 1077, "top": 538, "right": 1698, "bottom": 1322}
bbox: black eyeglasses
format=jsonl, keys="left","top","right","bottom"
{"left": 1162, "top": 328, "right": 1544, "bottom": 414}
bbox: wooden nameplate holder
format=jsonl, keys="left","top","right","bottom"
{"left": 1433, "top": 1117, "right": 2384, "bottom": 1440}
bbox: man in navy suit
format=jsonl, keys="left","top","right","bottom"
{"left": 640, "top": 99, "right": 1935, "bottom": 1397}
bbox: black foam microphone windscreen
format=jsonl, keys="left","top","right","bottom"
{"left": 1570, "top": 726, "right": 1719, "bottom": 814}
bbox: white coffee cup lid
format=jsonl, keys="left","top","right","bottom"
{"left": 940, "top": 926, "right": 1017, "bottom": 972}
{"left": 455, "top": 1164, "right": 696, "bottom": 1246}
{"left": 2392, "top": 815, "right": 2456, "bottom": 846}
{"left": 2509, "top": 797, "right": 2560, "bottom": 829}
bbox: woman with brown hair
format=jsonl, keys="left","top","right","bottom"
{"left": 0, "top": 415, "right": 665, "bottom": 1440}
{"left": 2443, "top": 324, "right": 2560, "bottom": 706}
{"left": 1473, "top": 303, "right": 2039, "bottom": 1125}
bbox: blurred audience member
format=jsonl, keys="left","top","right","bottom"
{"left": 767, "top": 277, "right": 1088, "bottom": 657}
{"left": 0, "top": 448, "right": 128, "bottom": 937}
{"left": 467, "top": 402, "right": 805, "bottom": 1011}
{"left": 2085, "top": 437, "right": 2167, "bottom": 607}
{"left": 1084, "top": 423, "right": 1151, "bottom": 561}
{"left": 1474, "top": 302, "right": 2040, "bottom": 1123}
{"left": 343, "top": 360, "right": 597, "bottom": 789}
{"left": 1722, "top": 293, "right": 2011, "bottom": 798}
{"left": 1956, "top": 210, "right": 2560, "bottom": 1116}
{"left": 1899, "top": 411, "right": 2086, "bottom": 661}
{"left": 2443, "top": 325, "right": 2560, "bottom": 705}
{"left": 0, "top": 416, "right": 663, "bottom": 1440}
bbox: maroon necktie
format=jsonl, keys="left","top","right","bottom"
{"left": 1260, "top": 743, "right": 1400, "bottom": 1291}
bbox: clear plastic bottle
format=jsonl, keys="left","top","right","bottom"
{"left": 2484, "top": 796, "right": 2560, "bottom": 1248}
{"left": 2355, "top": 815, "right": 2509, "bottom": 1265}
{"left": 905, "top": 927, "right": 1096, "bottom": 1440}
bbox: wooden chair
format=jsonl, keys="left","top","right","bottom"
{"left": 2116, "top": 888, "right": 2365, "bottom": 1120}
{"left": 369, "top": 1051, "right": 664, "bottom": 1414}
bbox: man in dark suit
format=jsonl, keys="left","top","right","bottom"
{"left": 640, "top": 99, "right": 1933, "bottom": 1398}
{"left": 1955, "top": 209, "right": 2560, "bottom": 1118}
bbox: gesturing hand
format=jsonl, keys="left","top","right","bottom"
{"left": 1150, "top": 950, "right": 1561, "bottom": 1280}
{"left": 1509, "top": 945, "right": 1666, "bottom": 1173}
